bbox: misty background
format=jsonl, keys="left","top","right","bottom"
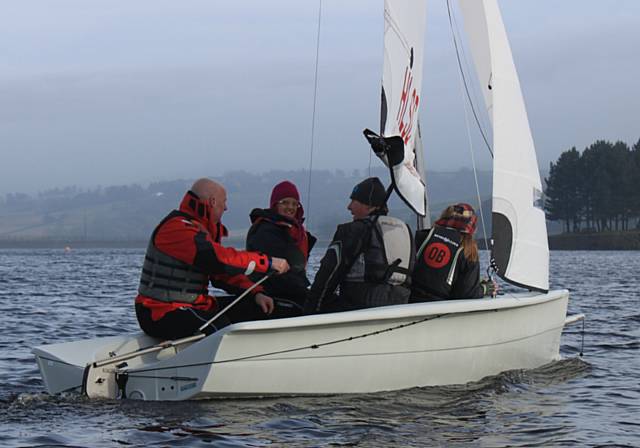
{"left": 0, "top": 168, "right": 502, "bottom": 245}
{"left": 1, "top": 1, "right": 638, "bottom": 242}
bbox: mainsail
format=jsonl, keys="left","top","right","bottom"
{"left": 371, "top": 0, "right": 427, "bottom": 217}
{"left": 458, "top": 0, "right": 549, "bottom": 292}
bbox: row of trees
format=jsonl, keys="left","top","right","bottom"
{"left": 545, "top": 139, "right": 640, "bottom": 233}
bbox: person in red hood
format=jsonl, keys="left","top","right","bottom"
{"left": 245, "top": 181, "right": 316, "bottom": 316}
{"left": 135, "top": 178, "right": 289, "bottom": 340}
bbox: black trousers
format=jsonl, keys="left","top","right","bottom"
{"left": 135, "top": 303, "right": 231, "bottom": 340}
{"left": 218, "top": 295, "right": 303, "bottom": 322}
{"left": 136, "top": 296, "right": 303, "bottom": 340}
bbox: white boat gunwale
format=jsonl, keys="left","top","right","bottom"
{"left": 32, "top": 289, "right": 568, "bottom": 371}
{"left": 114, "top": 290, "right": 572, "bottom": 374}
{"left": 220, "top": 289, "right": 569, "bottom": 332}
{"left": 115, "top": 290, "right": 571, "bottom": 371}
{"left": 32, "top": 289, "right": 573, "bottom": 398}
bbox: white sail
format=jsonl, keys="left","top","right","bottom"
{"left": 377, "top": 0, "right": 427, "bottom": 216}
{"left": 458, "top": 0, "right": 549, "bottom": 292}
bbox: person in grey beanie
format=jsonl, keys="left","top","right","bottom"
{"left": 304, "top": 177, "right": 414, "bottom": 314}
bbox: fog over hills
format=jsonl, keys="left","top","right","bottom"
{"left": 2, "top": 1, "right": 638, "bottom": 197}
{"left": 0, "top": 168, "right": 506, "bottom": 246}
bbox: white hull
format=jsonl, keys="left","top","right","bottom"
{"left": 34, "top": 289, "right": 573, "bottom": 400}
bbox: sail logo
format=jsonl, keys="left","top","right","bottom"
{"left": 396, "top": 65, "right": 420, "bottom": 145}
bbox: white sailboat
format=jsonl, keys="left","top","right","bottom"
{"left": 33, "top": 0, "right": 583, "bottom": 401}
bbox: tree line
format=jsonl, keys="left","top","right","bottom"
{"left": 545, "top": 139, "right": 640, "bottom": 233}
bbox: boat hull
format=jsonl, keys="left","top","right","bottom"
{"left": 33, "top": 290, "right": 570, "bottom": 400}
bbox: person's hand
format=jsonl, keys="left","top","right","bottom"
{"left": 480, "top": 278, "right": 498, "bottom": 298}
{"left": 255, "top": 293, "right": 274, "bottom": 314}
{"left": 270, "top": 257, "right": 290, "bottom": 274}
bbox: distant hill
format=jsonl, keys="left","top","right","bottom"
{"left": 0, "top": 168, "right": 498, "bottom": 246}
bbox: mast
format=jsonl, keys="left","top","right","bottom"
{"left": 414, "top": 121, "right": 429, "bottom": 230}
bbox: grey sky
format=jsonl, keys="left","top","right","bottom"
{"left": 1, "top": 0, "right": 638, "bottom": 195}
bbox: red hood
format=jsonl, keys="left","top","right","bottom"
{"left": 178, "top": 190, "right": 228, "bottom": 241}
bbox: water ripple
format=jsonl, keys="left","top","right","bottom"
{"left": 0, "top": 249, "right": 639, "bottom": 447}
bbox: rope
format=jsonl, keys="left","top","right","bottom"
{"left": 457, "top": 73, "right": 489, "bottom": 250}
{"left": 447, "top": 0, "right": 490, "bottom": 251}
{"left": 463, "top": 99, "right": 490, "bottom": 251}
{"left": 446, "top": 0, "right": 493, "bottom": 158}
{"left": 306, "top": 0, "right": 323, "bottom": 228}
{"left": 125, "top": 313, "right": 448, "bottom": 376}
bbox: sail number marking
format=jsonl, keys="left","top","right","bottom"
{"left": 423, "top": 242, "right": 451, "bottom": 269}
{"left": 397, "top": 64, "right": 420, "bottom": 146}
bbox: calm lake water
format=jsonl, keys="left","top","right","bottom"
{"left": 0, "top": 249, "right": 638, "bottom": 447}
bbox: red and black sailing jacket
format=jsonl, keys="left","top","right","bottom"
{"left": 245, "top": 208, "right": 317, "bottom": 302}
{"left": 247, "top": 208, "right": 312, "bottom": 265}
{"left": 412, "top": 226, "right": 482, "bottom": 300}
{"left": 136, "top": 191, "right": 271, "bottom": 321}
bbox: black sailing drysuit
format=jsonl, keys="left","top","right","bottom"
{"left": 304, "top": 213, "right": 414, "bottom": 313}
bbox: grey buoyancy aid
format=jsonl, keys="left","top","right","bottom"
{"left": 413, "top": 226, "right": 464, "bottom": 298}
{"left": 345, "top": 215, "right": 414, "bottom": 286}
{"left": 138, "top": 240, "right": 209, "bottom": 303}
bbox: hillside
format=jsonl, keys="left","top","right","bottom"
{"left": 0, "top": 168, "right": 494, "bottom": 247}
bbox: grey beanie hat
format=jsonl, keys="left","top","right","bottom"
{"left": 350, "top": 177, "right": 386, "bottom": 207}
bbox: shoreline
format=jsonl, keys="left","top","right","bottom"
{"left": 547, "top": 230, "right": 640, "bottom": 250}
{"left": 0, "top": 240, "right": 148, "bottom": 249}
{"left": 2, "top": 232, "right": 640, "bottom": 250}
{"left": 472, "top": 230, "right": 640, "bottom": 251}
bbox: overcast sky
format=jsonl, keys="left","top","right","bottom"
{"left": 1, "top": 0, "right": 638, "bottom": 195}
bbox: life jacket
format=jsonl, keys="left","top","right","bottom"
{"left": 138, "top": 238, "right": 209, "bottom": 304}
{"left": 413, "top": 226, "right": 464, "bottom": 299}
{"left": 137, "top": 204, "right": 212, "bottom": 304}
{"left": 345, "top": 215, "right": 414, "bottom": 287}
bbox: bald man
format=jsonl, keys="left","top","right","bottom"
{"left": 135, "top": 178, "right": 289, "bottom": 340}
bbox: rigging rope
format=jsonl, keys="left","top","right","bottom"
{"left": 306, "top": 0, "right": 323, "bottom": 227}
{"left": 446, "top": 0, "right": 493, "bottom": 158}
{"left": 460, "top": 85, "right": 490, "bottom": 251}
{"left": 125, "top": 313, "right": 449, "bottom": 376}
{"left": 447, "top": 0, "right": 490, "bottom": 250}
